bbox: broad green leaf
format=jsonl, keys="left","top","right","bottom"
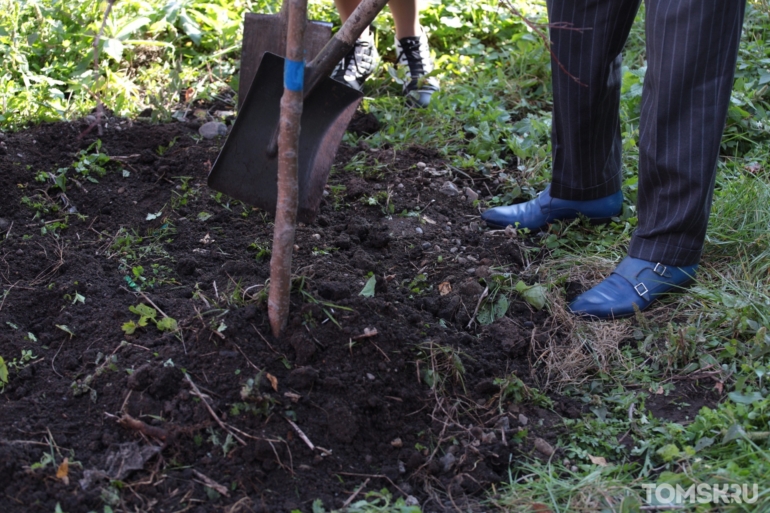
{"left": 129, "top": 304, "right": 157, "bottom": 319}
{"left": 477, "top": 305, "right": 493, "bottom": 326}
{"left": 722, "top": 423, "right": 747, "bottom": 444}
{"left": 515, "top": 281, "right": 547, "bottom": 310}
{"left": 115, "top": 17, "right": 151, "bottom": 40}
{"left": 694, "top": 436, "right": 715, "bottom": 452}
{"left": 178, "top": 11, "right": 202, "bottom": 45}
{"left": 0, "top": 356, "right": 8, "bottom": 384}
{"left": 157, "top": 317, "right": 178, "bottom": 332}
{"left": 493, "top": 294, "right": 509, "bottom": 318}
{"left": 54, "top": 173, "right": 67, "bottom": 191}
{"left": 656, "top": 443, "right": 681, "bottom": 462}
{"left": 122, "top": 321, "right": 137, "bottom": 335}
{"left": 359, "top": 275, "right": 376, "bottom": 298}
{"left": 728, "top": 391, "right": 765, "bottom": 405}
{"left": 103, "top": 38, "right": 124, "bottom": 62}
{"left": 56, "top": 325, "right": 75, "bottom": 338}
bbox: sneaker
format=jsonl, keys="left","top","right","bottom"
{"left": 331, "top": 30, "right": 380, "bottom": 91}
{"left": 395, "top": 31, "right": 440, "bottom": 107}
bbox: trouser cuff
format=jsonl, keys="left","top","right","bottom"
{"left": 628, "top": 234, "right": 702, "bottom": 267}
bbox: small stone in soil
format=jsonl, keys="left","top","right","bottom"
{"left": 440, "top": 181, "right": 460, "bottom": 196}
{"left": 198, "top": 121, "right": 227, "bottom": 139}
{"left": 0, "top": 218, "right": 10, "bottom": 231}
{"left": 518, "top": 414, "right": 529, "bottom": 426}
{"left": 415, "top": 227, "right": 423, "bottom": 234}
{"left": 440, "top": 452, "right": 456, "bottom": 472}
{"left": 421, "top": 242, "right": 431, "bottom": 249}
{"left": 465, "top": 187, "right": 479, "bottom": 202}
{"left": 366, "top": 373, "right": 375, "bottom": 381}
{"left": 466, "top": 268, "right": 476, "bottom": 274}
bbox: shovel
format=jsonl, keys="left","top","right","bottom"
{"left": 208, "top": 0, "right": 391, "bottom": 224}
{"left": 237, "top": 1, "right": 333, "bottom": 110}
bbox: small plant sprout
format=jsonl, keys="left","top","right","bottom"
{"left": 122, "top": 304, "right": 178, "bottom": 334}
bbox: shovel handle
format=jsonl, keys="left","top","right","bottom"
{"left": 265, "top": 0, "right": 389, "bottom": 159}
{"left": 304, "top": 0, "right": 390, "bottom": 94}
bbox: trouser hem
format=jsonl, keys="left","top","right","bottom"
{"left": 628, "top": 235, "right": 702, "bottom": 267}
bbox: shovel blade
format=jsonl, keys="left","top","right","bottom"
{"left": 208, "top": 52, "right": 362, "bottom": 224}
{"left": 238, "top": 13, "right": 332, "bottom": 109}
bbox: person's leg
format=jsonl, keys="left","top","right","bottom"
{"left": 388, "top": 0, "right": 419, "bottom": 39}
{"left": 481, "top": 0, "right": 640, "bottom": 230}
{"left": 569, "top": 0, "right": 747, "bottom": 319}
{"left": 331, "top": 0, "right": 379, "bottom": 91}
{"left": 389, "top": 0, "right": 439, "bottom": 107}
{"left": 547, "top": 0, "right": 641, "bottom": 200}
{"left": 629, "top": 0, "right": 747, "bottom": 266}
{"left": 333, "top": 0, "right": 362, "bottom": 23}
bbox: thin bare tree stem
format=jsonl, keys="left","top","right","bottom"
{"left": 268, "top": 0, "right": 308, "bottom": 337}
{"left": 81, "top": 0, "right": 117, "bottom": 139}
{"left": 500, "top": 0, "right": 587, "bottom": 87}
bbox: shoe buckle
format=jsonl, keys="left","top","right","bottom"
{"left": 634, "top": 282, "right": 649, "bottom": 297}
{"left": 653, "top": 263, "right": 667, "bottom": 276}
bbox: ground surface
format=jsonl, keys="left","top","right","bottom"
{"left": 0, "top": 112, "right": 715, "bottom": 513}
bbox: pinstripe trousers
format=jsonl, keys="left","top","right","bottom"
{"left": 546, "top": 0, "right": 746, "bottom": 266}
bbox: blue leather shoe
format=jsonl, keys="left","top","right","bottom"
{"left": 481, "top": 185, "right": 623, "bottom": 231}
{"left": 568, "top": 256, "right": 698, "bottom": 319}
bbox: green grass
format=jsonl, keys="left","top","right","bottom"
{"left": 2, "top": 0, "right": 770, "bottom": 512}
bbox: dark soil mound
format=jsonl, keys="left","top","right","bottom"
{"left": 0, "top": 115, "right": 702, "bottom": 512}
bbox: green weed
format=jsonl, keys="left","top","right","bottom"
{"left": 122, "top": 303, "right": 178, "bottom": 334}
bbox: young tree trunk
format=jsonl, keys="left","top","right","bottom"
{"left": 268, "top": 0, "right": 308, "bottom": 337}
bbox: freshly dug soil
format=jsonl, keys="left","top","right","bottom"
{"left": 0, "top": 113, "right": 716, "bottom": 513}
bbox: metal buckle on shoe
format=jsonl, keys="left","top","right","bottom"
{"left": 634, "top": 282, "right": 649, "bottom": 297}
{"left": 653, "top": 263, "right": 667, "bottom": 276}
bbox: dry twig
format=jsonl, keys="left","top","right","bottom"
{"left": 185, "top": 374, "right": 247, "bottom": 446}
{"left": 80, "top": 0, "right": 117, "bottom": 138}
{"left": 118, "top": 413, "right": 169, "bottom": 442}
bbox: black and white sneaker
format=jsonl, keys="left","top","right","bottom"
{"left": 331, "top": 31, "right": 380, "bottom": 91}
{"left": 395, "top": 31, "right": 440, "bottom": 107}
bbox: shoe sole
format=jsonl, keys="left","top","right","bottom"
{"left": 484, "top": 216, "right": 615, "bottom": 231}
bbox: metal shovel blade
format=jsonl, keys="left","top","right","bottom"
{"left": 207, "top": 52, "right": 362, "bottom": 224}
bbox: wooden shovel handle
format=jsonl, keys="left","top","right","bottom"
{"left": 303, "top": 0, "right": 390, "bottom": 94}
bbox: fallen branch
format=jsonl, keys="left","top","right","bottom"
{"left": 341, "top": 478, "right": 370, "bottom": 509}
{"left": 118, "top": 413, "right": 168, "bottom": 442}
{"left": 185, "top": 374, "right": 246, "bottom": 446}
{"left": 284, "top": 416, "right": 315, "bottom": 451}
{"left": 352, "top": 327, "right": 379, "bottom": 340}
{"left": 193, "top": 469, "right": 229, "bottom": 497}
{"left": 467, "top": 285, "right": 490, "bottom": 329}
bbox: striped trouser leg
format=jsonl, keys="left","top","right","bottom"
{"left": 547, "top": 0, "right": 642, "bottom": 201}
{"left": 628, "top": 0, "right": 747, "bottom": 266}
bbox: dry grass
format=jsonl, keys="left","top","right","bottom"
{"left": 529, "top": 257, "right": 632, "bottom": 391}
